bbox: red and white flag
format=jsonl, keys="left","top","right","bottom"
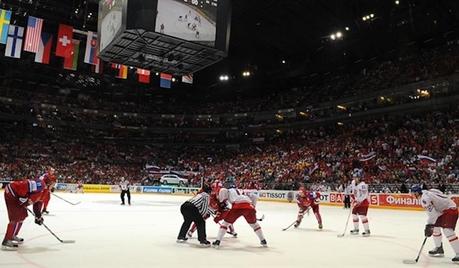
{"left": 24, "top": 16, "right": 43, "bottom": 53}
{"left": 137, "top": 68, "right": 150, "bottom": 84}
{"left": 56, "top": 24, "right": 73, "bottom": 58}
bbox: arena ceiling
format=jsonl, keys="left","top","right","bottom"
{"left": 0, "top": 0, "right": 458, "bottom": 89}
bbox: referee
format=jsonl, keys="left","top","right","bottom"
{"left": 120, "top": 177, "right": 131, "bottom": 206}
{"left": 177, "top": 185, "right": 212, "bottom": 247}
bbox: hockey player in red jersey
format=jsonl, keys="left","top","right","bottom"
{"left": 187, "top": 180, "right": 237, "bottom": 238}
{"left": 294, "top": 186, "right": 323, "bottom": 229}
{"left": 40, "top": 167, "right": 57, "bottom": 214}
{"left": 411, "top": 185, "right": 459, "bottom": 262}
{"left": 2, "top": 173, "right": 57, "bottom": 250}
{"left": 350, "top": 175, "right": 371, "bottom": 236}
{"left": 212, "top": 182, "right": 266, "bottom": 248}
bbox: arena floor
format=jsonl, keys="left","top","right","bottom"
{"left": 0, "top": 192, "right": 456, "bottom": 268}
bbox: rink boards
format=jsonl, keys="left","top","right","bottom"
{"left": 48, "top": 183, "right": 459, "bottom": 211}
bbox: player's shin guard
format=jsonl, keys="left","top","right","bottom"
{"left": 216, "top": 221, "right": 229, "bottom": 241}
{"left": 432, "top": 227, "right": 443, "bottom": 248}
{"left": 352, "top": 214, "right": 359, "bottom": 232}
{"left": 443, "top": 228, "right": 459, "bottom": 255}
{"left": 187, "top": 223, "right": 197, "bottom": 238}
{"left": 295, "top": 212, "right": 304, "bottom": 227}
{"left": 360, "top": 215, "right": 369, "bottom": 231}
{"left": 3, "top": 223, "right": 16, "bottom": 242}
{"left": 249, "top": 223, "right": 265, "bottom": 241}
{"left": 314, "top": 212, "right": 322, "bottom": 225}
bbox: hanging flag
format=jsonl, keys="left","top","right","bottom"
{"left": 63, "top": 39, "right": 80, "bottom": 70}
{"left": 35, "top": 32, "right": 53, "bottom": 64}
{"left": 0, "top": 9, "right": 12, "bottom": 44}
{"left": 5, "top": 25, "right": 24, "bottom": 58}
{"left": 112, "top": 63, "right": 128, "bottom": 79}
{"left": 84, "top": 31, "right": 98, "bottom": 64}
{"left": 182, "top": 74, "right": 193, "bottom": 84}
{"left": 24, "top": 16, "right": 43, "bottom": 53}
{"left": 160, "top": 73, "right": 172, "bottom": 88}
{"left": 93, "top": 56, "right": 102, "bottom": 74}
{"left": 56, "top": 24, "right": 73, "bottom": 57}
{"left": 137, "top": 68, "right": 150, "bottom": 84}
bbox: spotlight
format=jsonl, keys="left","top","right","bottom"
{"left": 395, "top": 0, "right": 400, "bottom": 4}
{"left": 345, "top": 27, "right": 350, "bottom": 31}
{"left": 336, "top": 31, "right": 342, "bottom": 38}
{"left": 281, "top": 60, "right": 286, "bottom": 64}
{"left": 219, "top": 75, "right": 229, "bottom": 81}
{"left": 172, "top": 77, "right": 176, "bottom": 82}
{"left": 242, "top": 71, "right": 251, "bottom": 77}
{"left": 330, "top": 34, "right": 336, "bottom": 40}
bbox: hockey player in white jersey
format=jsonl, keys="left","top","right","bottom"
{"left": 212, "top": 182, "right": 266, "bottom": 248}
{"left": 350, "top": 175, "right": 371, "bottom": 236}
{"left": 411, "top": 185, "right": 459, "bottom": 263}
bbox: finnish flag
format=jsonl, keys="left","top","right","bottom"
{"left": 5, "top": 25, "right": 24, "bottom": 58}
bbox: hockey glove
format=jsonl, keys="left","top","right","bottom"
{"left": 424, "top": 224, "right": 434, "bottom": 237}
{"left": 50, "top": 187, "right": 55, "bottom": 193}
{"left": 35, "top": 217, "right": 44, "bottom": 226}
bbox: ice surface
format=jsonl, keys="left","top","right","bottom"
{"left": 156, "top": 0, "right": 216, "bottom": 43}
{"left": 0, "top": 192, "right": 456, "bottom": 268}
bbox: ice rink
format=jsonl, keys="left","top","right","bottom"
{"left": 0, "top": 192, "right": 457, "bottom": 268}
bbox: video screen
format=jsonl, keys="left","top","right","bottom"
{"left": 99, "top": 0, "right": 126, "bottom": 52}
{"left": 155, "top": 0, "right": 218, "bottom": 47}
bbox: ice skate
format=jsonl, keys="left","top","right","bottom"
{"left": 199, "top": 240, "right": 211, "bottom": 248}
{"left": 350, "top": 229, "right": 359, "bottom": 235}
{"left": 12, "top": 236, "right": 24, "bottom": 244}
{"left": 260, "top": 239, "right": 268, "bottom": 247}
{"left": 1, "top": 240, "right": 18, "bottom": 251}
{"left": 318, "top": 223, "right": 323, "bottom": 230}
{"left": 176, "top": 237, "right": 188, "bottom": 243}
{"left": 428, "top": 244, "right": 444, "bottom": 257}
{"left": 362, "top": 230, "right": 371, "bottom": 237}
{"left": 212, "top": 240, "right": 221, "bottom": 248}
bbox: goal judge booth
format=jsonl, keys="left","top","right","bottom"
{"left": 177, "top": 184, "right": 212, "bottom": 247}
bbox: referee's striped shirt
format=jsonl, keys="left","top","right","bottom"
{"left": 188, "top": 192, "right": 210, "bottom": 216}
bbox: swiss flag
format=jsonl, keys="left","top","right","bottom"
{"left": 137, "top": 68, "right": 150, "bottom": 84}
{"left": 56, "top": 24, "right": 73, "bottom": 58}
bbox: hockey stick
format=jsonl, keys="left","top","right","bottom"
{"left": 52, "top": 193, "right": 81, "bottom": 205}
{"left": 402, "top": 237, "right": 427, "bottom": 264}
{"left": 282, "top": 220, "right": 297, "bottom": 231}
{"left": 337, "top": 208, "right": 353, "bottom": 238}
{"left": 26, "top": 208, "right": 75, "bottom": 244}
{"left": 257, "top": 214, "right": 265, "bottom": 221}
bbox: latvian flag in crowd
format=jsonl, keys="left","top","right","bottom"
{"left": 160, "top": 73, "right": 172, "bottom": 88}
{"left": 5, "top": 25, "right": 24, "bottom": 58}
{"left": 84, "top": 31, "right": 98, "bottom": 65}
{"left": 359, "top": 151, "right": 376, "bottom": 162}
{"left": 35, "top": 33, "right": 53, "bottom": 64}
{"left": 24, "top": 16, "right": 43, "bottom": 53}
{"left": 112, "top": 63, "right": 128, "bottom": 79}
{"left": 56, "top": 24, "right": 73, "bottom": 58}
{"left": 137, "top": 68, "right": 151, "bottom": 84}
{"left": 63, "top": 39, "right": 80, "bottom": 71}
{"left": 0, "top": 9, "right": 12, "bottom": 44}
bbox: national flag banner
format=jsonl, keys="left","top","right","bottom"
{"left": 63, "top": 39, "right": 80, "bottom": 71}
{"left": 182, "top": 74, "right": 193, "bottom": 84}
{"left": 417, "top": 155, "right": 436, "bottom": 163}
{"left": 24, "top": 16, "right": 43, "bottom": 53}
{"left": 0, "top": 9, "right": 12, "bottom": 44}
{"left": 56, "top": 24, "right": 73, "bottom": 57}
{"left": 359, "top": 151, "right": 376, "bottom": 162}
{"left": 5, "top": 25, "right": 24, "bottom": 58}
{"left": 112, "top": 63, "right": 128, "bottom": 79}
{"left": 160, "top": 73, "right": 172, "bottom": 88}
{"left": 84, "top": 31, "right": 98, "bottom": 64}
{"left": 92, "top": 56, "right": 102, "bottom": 74}
{"left": 35, "top": 32, "right": 53, "bottom": 64}
{"left": 137, "top": 68, "right": 150, "bottom": 84}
